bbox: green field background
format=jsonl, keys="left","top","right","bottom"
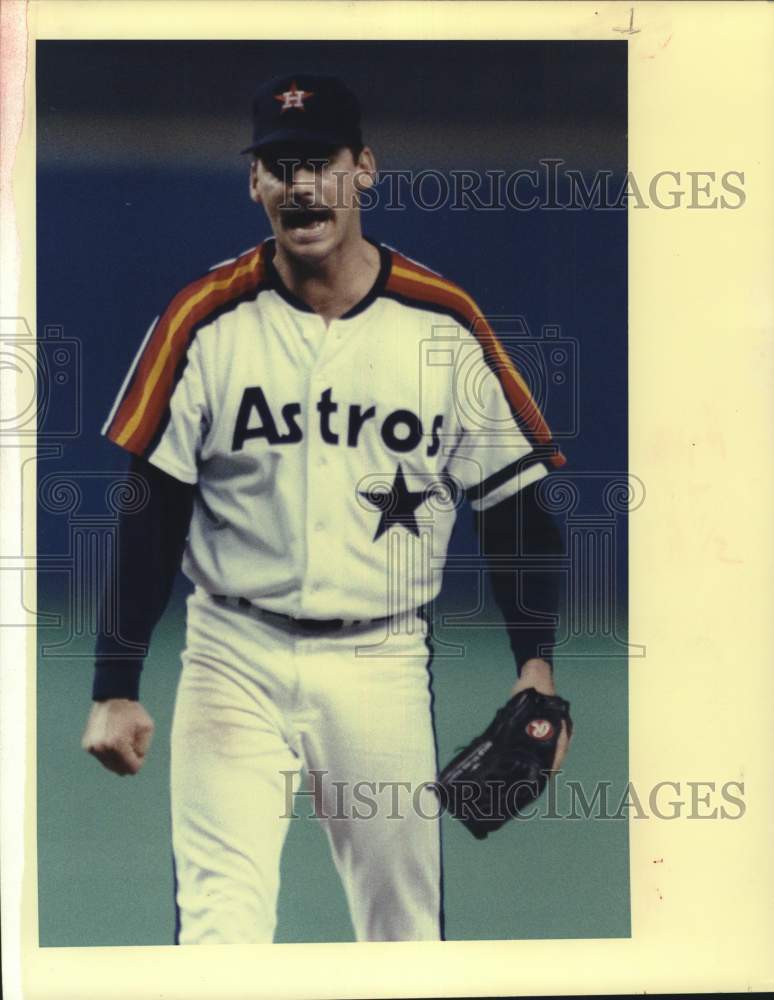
{"left": 37, "top": 581, "right": 630, "bottom": 946}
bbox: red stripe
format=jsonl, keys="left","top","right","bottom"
{"left": 387, "top": 254, "right": 566, "bottom": 467}
{"left": 125, "top": 257, "right": 263, "bottom": 453}
{"left": 108, "top": 247, "right": 264, "bottom": 452}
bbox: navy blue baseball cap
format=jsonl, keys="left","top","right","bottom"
{"left": 241, "top": 73, "right": 363, "bottom": 155}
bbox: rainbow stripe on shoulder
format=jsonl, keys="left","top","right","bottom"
{"left": 385, "top": 250, "right": 566, "bottom": 468}
{"left": 104, "top": 245, "right": 267, "bottom": 456}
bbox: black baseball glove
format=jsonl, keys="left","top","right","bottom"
{"left": 436, "top": 687, "right": 573, "bottom": 839}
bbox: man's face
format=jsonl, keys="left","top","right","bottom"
{"left": 249, "top": 143, "right": 376, "bottom": 263}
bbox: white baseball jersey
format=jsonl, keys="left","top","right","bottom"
{"left": 103, "top": 238, "right": 565, "bottom": 621}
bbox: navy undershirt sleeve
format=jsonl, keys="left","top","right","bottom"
{"left": 92, "top": 455, "right": 195, "bottom": 701}
{"left": 473, "top": 480, "right": 564, "bottom": 675}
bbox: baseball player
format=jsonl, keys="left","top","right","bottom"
{"left": 81, "top": 73, "right": 570, "bottom": 943}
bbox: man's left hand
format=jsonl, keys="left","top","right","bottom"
{"left": 511, "top": 658, "right": 571, "bottom": 772}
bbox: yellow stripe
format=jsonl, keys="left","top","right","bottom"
{"left": 391, "top": 265, "right": 539, "bottom": 413}
{"left": 115, "top": 256, "right": 259, "bottom": 447}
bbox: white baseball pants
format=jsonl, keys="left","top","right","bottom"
{"left": 170, "top": 587, "right": 444, "bottom": 943}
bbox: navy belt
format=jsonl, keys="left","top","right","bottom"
{"left": 210, "top": 594, "right": 392, "bottom": 633}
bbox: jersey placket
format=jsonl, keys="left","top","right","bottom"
{"left": 299, "top": 316, "right": 345, "bottom": 615}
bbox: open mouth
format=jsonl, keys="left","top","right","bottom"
{"left": 281, "top": 207, "right": 334, "bottom": 232}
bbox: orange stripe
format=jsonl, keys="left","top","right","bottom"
{"left": 108, "top": 248, "right": 264, "bottom": 453}
{"left": 108, "top": 269, "right": 214, "bottom": 444}
{"left": 387, "top": 258, "right": 562, "bottom": 456}
{"left": 123, "top": 258, "right": 264, "bottom": 452}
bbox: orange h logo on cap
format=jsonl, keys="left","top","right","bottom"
{"left": 274, "top": 80, "right": 315, "bottom": 112}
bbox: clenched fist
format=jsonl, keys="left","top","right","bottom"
{"left": 81, "top": 699, "right": 155, "bottom": 776}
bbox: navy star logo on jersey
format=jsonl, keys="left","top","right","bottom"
{"left": 359, "top": 464, "right": 427, "bottom": 541}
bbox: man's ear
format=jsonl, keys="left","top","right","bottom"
{"left": 354, "top": 146, "right": 377, "bottom": 191}
{"left": 249, "top": 159, "right": 262, "bottom": 204}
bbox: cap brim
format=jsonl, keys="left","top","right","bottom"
{"left": 240, "top": 127, "right": 357, "bottom": 155}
